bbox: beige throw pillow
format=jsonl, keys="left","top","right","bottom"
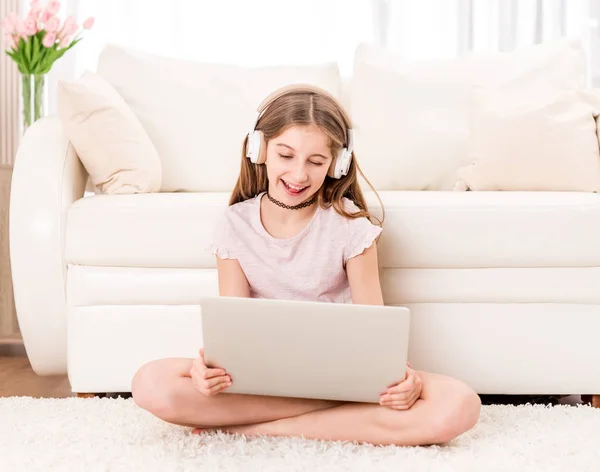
{"left": 455, "top": 87, "right": 600, "bottom": 192}
{"left": 58, "top": 71, "right": 161, "bottom": 194}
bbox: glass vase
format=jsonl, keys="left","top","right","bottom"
{"left": 21, "top": 73, "right": 46, "bottom": 133}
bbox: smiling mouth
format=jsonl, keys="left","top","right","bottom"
{"left": 281, "top": 179, "right": 308, "bottom": 195}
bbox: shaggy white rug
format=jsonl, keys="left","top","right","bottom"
{"left": 0, "top": 397, "right": 598, "bottom": 471}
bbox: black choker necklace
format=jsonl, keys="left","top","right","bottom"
{"left": 266, "top": 192, "right": 317, "bottom": 210}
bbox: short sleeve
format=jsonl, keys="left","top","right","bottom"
{"left": 343, "top": 199, "right": 383, "bottom": 263}
{"left": 208, "top": 210, "right": 238, "bottom": 260}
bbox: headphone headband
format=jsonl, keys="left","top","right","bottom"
{"left": 250, "top": 83, "right": 353, "bottom": 151}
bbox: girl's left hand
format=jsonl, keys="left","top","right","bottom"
{"left": 379, "top": 362, "right": 423, "bottom": 410}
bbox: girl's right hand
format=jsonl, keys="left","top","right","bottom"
{"left": 190, "top": 348, "right": 232, "bottom": 396}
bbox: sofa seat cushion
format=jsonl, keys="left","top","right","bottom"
{"left": 64, "top": 191, "right": 600, "bottom": 269}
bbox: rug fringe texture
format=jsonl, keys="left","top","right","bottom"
{"left": 0, "top": 397, "right": 598, "bottom": 471}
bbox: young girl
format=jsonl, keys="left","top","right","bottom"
{"left": 132, "top": 84, "right": 481, "bottom": 447}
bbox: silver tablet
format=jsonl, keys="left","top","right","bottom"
{"left": 200, "top": 296, "right": 411, "bottom": 403}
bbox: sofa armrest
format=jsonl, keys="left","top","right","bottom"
{"left": 9, "top": 116, "right": 87, "bottom": 375}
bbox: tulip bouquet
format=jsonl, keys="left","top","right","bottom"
{"left": 2, "top": 0, "right": 94, "bottom": 130}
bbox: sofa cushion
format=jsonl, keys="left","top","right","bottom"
{"left": 64, "top": 191, "right": 600, "bottom": 269}
{"left": 96, "top": 45, "right": 342, "bottom": 193}
{"left": 456, "top": 87, "right": 600, "bottom": 192}
{"left": 350, "top": 38, "right": 588, "bottom": 191}
{"left": 57, "top": 71, "right": 162, "bottom": 194}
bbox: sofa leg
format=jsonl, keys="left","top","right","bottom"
{"left": 77, "top": 393, "right": 98, "bottom": 398}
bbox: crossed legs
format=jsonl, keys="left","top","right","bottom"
{"left": 132, "top": 358, "right": 481, "bottom": 446}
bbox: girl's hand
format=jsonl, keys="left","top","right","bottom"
{"left": 379, "top": 361, "right": 422, "bottom": 410}
{"left": 190, "top": 348, "right": 232, "bottom": 396}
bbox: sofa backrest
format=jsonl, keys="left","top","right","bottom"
{"left": 349, "top": 39, "right": 588, "bottom": 191}
{"left": 96, "top": 38, "right": 588, "bottom": 193}
{"left": 96, "top": 45, "right": 342, "bottom": 193}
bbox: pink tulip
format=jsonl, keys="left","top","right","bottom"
{"left": 8, "top": 12, "right": 18, "bottom": 26}
{"left": 66, "top": 22, "right": 78, "bottom": 35}
{"left": 2, "top": 17, "right": 15, "bottom": 35}
{"left": 40, "top": 10, "right": 52, "bottom": 24}
{"left": 2, "top": 12, "right": 18, "bottom": 30}
{"left": 57, "top": 17, "right": 69, "bottom": 39}
{"left": 24, "top": 18, "right": 37, "bottom": 36}
{"left": 46, "top": 0, "right": 61, "bottom": 16}
{"left": 42, "top": 31, "right": 56, "bottom": 47}
{"left": 59, "top": 15, "right": 77, "bottom": 37}
{"left": 45, "top": 16, "right": 60, "bottom": 33}
{"left": 26, "top": 10, "right": 39, "bottom": 24}
{"left": 30, "top": 0, "right": 42, "bottom": 13}
{"left": 27, "top": 1, "right": 42, "bottom": 23}
{"left": 15, "top": 19, "right": 27, "bottom": 39}
{"left": 59, "top": 35, "right": 70, "bottom": 48}
{"left": 82, "top": 16, "right": 94, "bottom": 30}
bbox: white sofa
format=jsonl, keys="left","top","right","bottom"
{"left": 9, "top": 40, "right": 600, "bottom": 403}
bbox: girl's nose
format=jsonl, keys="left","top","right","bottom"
{"left": 291, "top": 162, "right": 308, "bottom": 182}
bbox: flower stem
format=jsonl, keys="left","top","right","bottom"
{"left": 21, "top": 73, "right": 46, "bottom": 132}
{"left": 21, "top": 74, "right": 32, "bottom": 130}
{"left": 33, "top": 74, "right": 44, "bottom": 122}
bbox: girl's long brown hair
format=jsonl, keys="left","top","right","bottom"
{"left": 229, "top": 89, "right": 385, "bottom": 228}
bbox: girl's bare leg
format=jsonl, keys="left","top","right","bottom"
{"left": 131, "top": 358, "right": 342, "bottom": 427}
{"left": 220, "top": 371, "right": 481, "bottom": 447}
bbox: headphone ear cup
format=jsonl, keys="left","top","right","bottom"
{"left": 246, "top": 130, "right": 268, "bottom": 164}
{"left": 328, "top": 148, "right": 352, "bottom": 179}
{"left": 246, "top": 131, "right": 259, "bottom": 163}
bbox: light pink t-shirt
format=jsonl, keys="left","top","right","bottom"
{"left": 210, "top": 192, "right": 382, "bottom": 303}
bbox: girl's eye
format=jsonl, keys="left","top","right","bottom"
{"left": 278, "top": 154, "right": 323, "bottom": 166}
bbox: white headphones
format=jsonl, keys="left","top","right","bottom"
{"left": 245, "top": 84, "right": 355, "bottom": 179}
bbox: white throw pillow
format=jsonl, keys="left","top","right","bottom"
{"left": 350, "top": 38, "right": 588, "bottom": 191}
{"left": 58, "top": 71, "right": 162, "bottom": 194}
{"left": 455, "top": 87, "right": 600, "bottom": 192}
{"left": 96, "top": 45, "right": 342, "bottom": 192}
